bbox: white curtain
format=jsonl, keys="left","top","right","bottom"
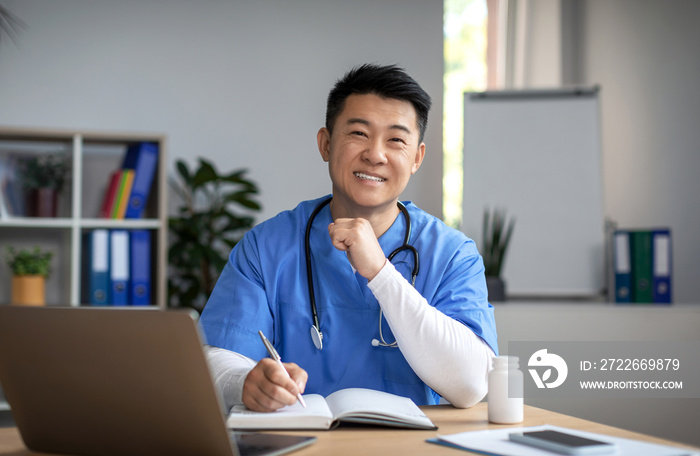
{"left": 489, "top": 0, "right": 565, "bottom": 89}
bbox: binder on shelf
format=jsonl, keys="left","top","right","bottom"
{"left": 109, "top": 230, "right": 130, "bottom": 305}
{"left": 0, "top": 156, "right": 9, "bottom": 219}
{"left": 99, "top": 170, "right": 121, "bottom": 218}
{"left": 88, "top": 229, "right": 111, "bottom": 306}
{"left": 111, "top": 170, "right": 135, "bottom": 219}
{"left": 80, "top": 233, "right": 90, "bottom": 303}
{"left": 652, "top": 229, "right": 672, "bottom": 303}
{"left": 122, "top": 142, "right": 158, "bottom": 219}
{"left": 612, "top": 231, "right": 632, "bottom": 303}
{"left": 630, "top": 231, "right": 653, "bottom": 303}
{"left": 129, "top": 230, "right": 152, "bottom": 306}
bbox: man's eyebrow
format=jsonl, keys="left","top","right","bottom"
{"left": 389, "top": 124, "right": 412, "bottom": 135}
{"left": 346, "top": 118, "right": 412, "bottom": 134}
{"left": 346, "top": 118, "right": 371, "bottom": 127}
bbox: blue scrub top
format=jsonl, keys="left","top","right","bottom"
{"left": 200, "top": 195, "right": 498, "bottom": 405}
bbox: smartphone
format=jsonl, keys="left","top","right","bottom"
{"left": 509, "top": 430, "right": 617, "bottom": 455}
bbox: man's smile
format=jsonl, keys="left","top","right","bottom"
{"left": 354, "top": 172, "right": 386, "bottom": 182}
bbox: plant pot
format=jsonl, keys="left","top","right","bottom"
{"left": 26, "top": 187, "right": 59, "bottom": 217}
{"left": 11, "top": 275, "right": 46, "bottom": 306}
{"left": 486, "top": 276, "right": 506, "bottom": 302}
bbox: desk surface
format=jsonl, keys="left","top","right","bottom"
{"left": 0, "top": 403, "right": 696, "bottom": 455}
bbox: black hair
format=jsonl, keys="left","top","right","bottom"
{"left": 325, "top": 64, "right": 432, "bottom": 143}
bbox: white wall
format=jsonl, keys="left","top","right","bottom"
{"left": 0, "top": 0, "right": 444, "bottom": 223}
{"left": 575, "top": 0, "right": 700, "bottom": 303}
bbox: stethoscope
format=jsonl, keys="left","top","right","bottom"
{"left": 305, "top": 196, "right": 419, "bottom": 350}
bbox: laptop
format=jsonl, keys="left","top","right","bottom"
{"left": 0, "top": 306, "right": 316, "bottom": 456}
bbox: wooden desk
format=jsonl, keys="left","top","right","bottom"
{"left": 0, "top": 404, "right": 696, "bottom": 455}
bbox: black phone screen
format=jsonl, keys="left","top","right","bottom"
{"left": 522, "top": 430, "right": 610, "bottom": 447}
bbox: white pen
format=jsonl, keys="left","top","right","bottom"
{"left": 258, "top": 330, "right": 307, "bottom": 408}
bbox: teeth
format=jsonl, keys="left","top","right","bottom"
{"left": 355, "top": 172, "right": 385, "bottom": 182}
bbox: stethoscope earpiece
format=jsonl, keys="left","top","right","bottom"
{"left": 305, "top": 197, "right": 418, "bottom": 351}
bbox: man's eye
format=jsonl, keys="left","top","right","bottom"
{"left": 389, "top": 138, "right": 406, "bottom": 143}
{"left": 351, "top": 131, "right": 367, "bottom": 137}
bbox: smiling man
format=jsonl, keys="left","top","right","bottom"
{"left": 200, "top": 64, "right": 498, "bottom": 413}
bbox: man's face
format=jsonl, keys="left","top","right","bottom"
{"left": 317, "top": 93, "right": 425, "bottom": 214}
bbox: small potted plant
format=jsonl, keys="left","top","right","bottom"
{"left": 19, "top": 152, "right": 70, "bottom": 217}
{"left": 482, "top": 208, "right": 515, "bottom": 302}
{"left": 5, "top": 246, "right": 53, "bottom": 306}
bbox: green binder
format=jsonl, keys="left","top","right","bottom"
{"left": 630, "top": 231, "right": 653, "bottom": 303}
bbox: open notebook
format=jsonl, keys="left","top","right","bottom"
{"left": 0, "top": 306, "right": 315, "bottom": 456}
{"left": 228, "top": 388, "right": 437, "bottom": 430}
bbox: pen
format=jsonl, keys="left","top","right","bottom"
{"left": 258, "top": 330, "right": 307, "bottom": 408}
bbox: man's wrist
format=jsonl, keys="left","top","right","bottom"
{"left": 367, "top": 258, "right": 390, "bottom": 283}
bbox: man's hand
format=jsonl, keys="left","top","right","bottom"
{"left": 242, "top": 358, "right": 308, "bottom": 412}
{"left": 328, "top": 218, "right": 387, "bottom": 281}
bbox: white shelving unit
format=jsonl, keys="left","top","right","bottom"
{"left": 0, "top": 127, "right": 168, "bottom": 308}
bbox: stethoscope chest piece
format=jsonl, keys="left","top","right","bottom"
{"left": 310, "top": 325, "right": 323, "bottom": 350}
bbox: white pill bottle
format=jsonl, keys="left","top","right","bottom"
{"left": 487, "top": 355, "right": 524, "bottom": 424}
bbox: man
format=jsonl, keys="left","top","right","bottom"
{"left": 201, "top": 64, "right": 497, "bottom": 413}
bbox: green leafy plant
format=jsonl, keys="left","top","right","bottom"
{"left": 482, "top": 208, "right": 515, "bottom": 277}
{"left": 168, "top": 158, "right": 261, "bottom": 312}
{"left": 20, "top": 153, "right": 70, "bottom": 191}
{"left": 5, "top": 246, "right": 53, "bottom": 277}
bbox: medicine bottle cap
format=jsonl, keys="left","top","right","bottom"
{"left": 492, "top": 355, "right": 519, "bottom": 369}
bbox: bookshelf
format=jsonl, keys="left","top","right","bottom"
{"left": 0, "top": 127, "right": 167, "bottom": 308}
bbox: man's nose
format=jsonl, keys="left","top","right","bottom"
{"left": 362, "top": 140, "right": 388, "bottom": 165}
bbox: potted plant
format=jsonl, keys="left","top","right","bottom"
{"left": 482, "top": 208, "right": 515, "bottom": 302}
{"left": 19, "top": 153, "right": 70, "bottom": 217}
{"left": 168, "top": 158, "right": 261, "bottom": 312}
{"left": 5, "top": 246, "right": 53, "bottom": 306}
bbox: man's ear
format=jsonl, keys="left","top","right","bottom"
{"left": 317, "top": 128, "right": 331, "bottom": 162}
{"left": 411, "top": 142, "right": 426, "bottom": 174}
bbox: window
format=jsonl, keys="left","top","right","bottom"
{"left": 443, "top": 0, "right": 488, "bottom": 228}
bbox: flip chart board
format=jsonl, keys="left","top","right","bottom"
{"left": 462, "top": 88, "right": 605, "bottom": 297}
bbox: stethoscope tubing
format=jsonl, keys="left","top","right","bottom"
{"left": 305, "top": 196, "right": 333, "bottom": 333}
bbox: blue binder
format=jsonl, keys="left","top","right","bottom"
{"left": 652, "top": 229, "right": 672, "bottom": 303}
{"left": 89, "top": 229, "right": 110, "bottom": 305}
{"left": 613, "top": 231, "right": 632, "bottom": 303}
{"left": 122, "top": 142, "right": 158, "bottom": 219}
{"left": 109, "top": 230, "right": 130, "bottom": 305}
{"left": 129, "top": 230, "right": 152, "bottom": 306}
